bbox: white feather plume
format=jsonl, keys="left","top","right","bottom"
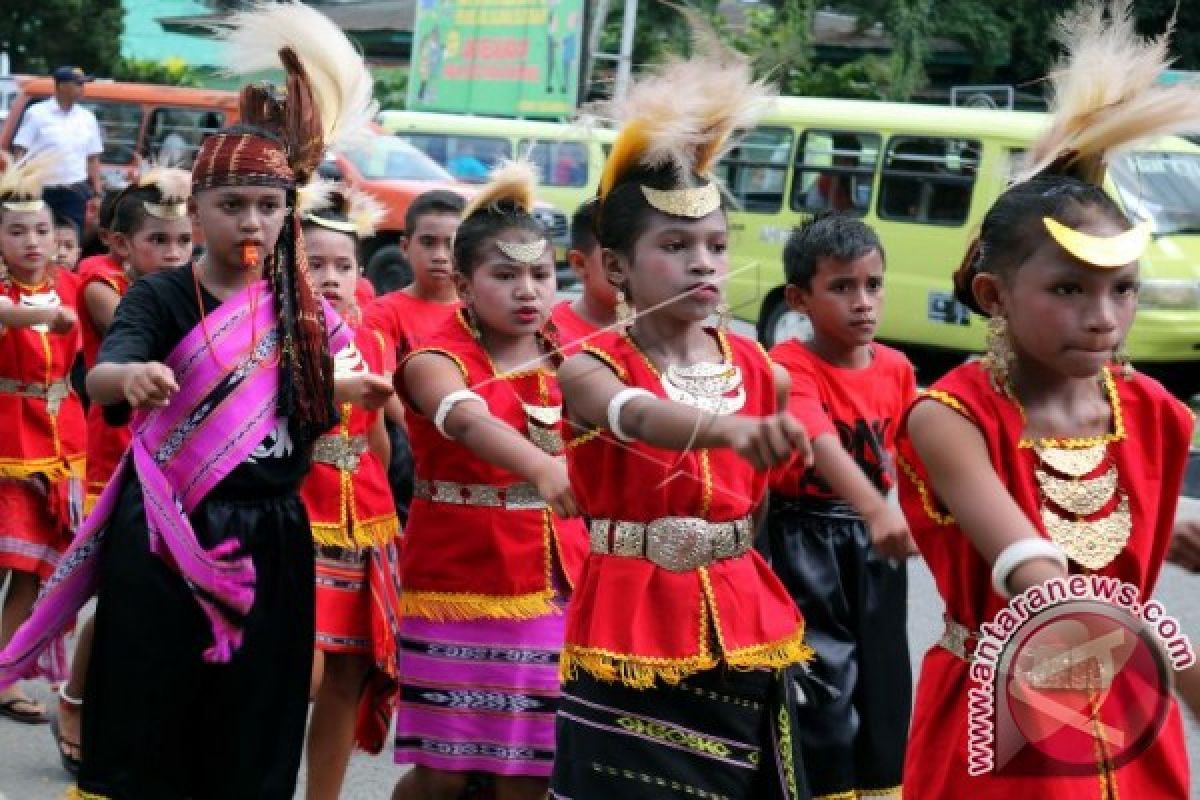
{"left": 217, "top": 1, "right": 378, "bottom": 151}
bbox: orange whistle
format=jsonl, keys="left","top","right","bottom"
{"left": 240, "top": 242, "right": 260, "bottom": 269}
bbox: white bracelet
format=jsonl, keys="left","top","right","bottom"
{"left": 434, "top": 389, "right": 484, "bottom": 438}
{"left": 991, "top": 538, "right": 1068, "bottom": 599}
{"left": 606, "top": 387, "right": 655, "bottom": 442}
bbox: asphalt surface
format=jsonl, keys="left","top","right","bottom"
{"left": 1, "top": 313, "right": 1197, "bottom": 798}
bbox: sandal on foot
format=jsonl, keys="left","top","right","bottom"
{"left": 50, "top": 715, "right": 82, "bottom": 776}
{"left": 0, "top": 696, "right": 49, "bottom": 724}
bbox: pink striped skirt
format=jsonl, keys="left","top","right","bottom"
{"left": 393, "top": 608, "right": 565, "bottom": 777}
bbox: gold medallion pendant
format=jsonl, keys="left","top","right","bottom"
{"left": 523, "top": 402, "right": 565, "bottom": 456}
{"left": 1034, "top": 443, "right": 1130, "bottom": 570}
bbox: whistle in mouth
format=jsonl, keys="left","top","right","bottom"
{"left": 240, "top": 242, "right": 260, "bottom": 269}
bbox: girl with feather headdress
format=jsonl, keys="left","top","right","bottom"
{"left": 549, "top": 12, "right": 816, "bottom": 800}
{"left": 0, "top": 151, "right": 85, "bottom": 728}
{"left": 896, "top": 2, "right": 1200, "bottom": 795}
{"left": 294, "top": 184, "right": 404, "bottom": 795}
{"left": 0, "top": 4, "right": 395, "bottom": 797}
{"left": 390, "top": 159, "right": 587, "bottom": 799}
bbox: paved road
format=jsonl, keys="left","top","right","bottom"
{"left": 1, "top": 313, "right": 1197, "bottom": 797}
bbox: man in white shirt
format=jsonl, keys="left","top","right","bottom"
{"left": 12, "top": 66, "right": 104, "bottom": 235}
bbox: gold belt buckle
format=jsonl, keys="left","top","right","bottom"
{"left": 645, "top": 517, "right": 712, "bottom": 572}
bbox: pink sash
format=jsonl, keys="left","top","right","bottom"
{"left": 0, "top": 279, "right": 350, "bottom": 688}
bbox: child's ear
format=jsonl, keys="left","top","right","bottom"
{"left": 972, "top": 272, "right": 1004, "bottom": 318}
{"left": 784, "top": 284, "right": 810, "bottom": 315}
{"left": 602, "top": 247, "right": 627, "bottom": 290}
{"left": 566, "top": 248, "right": 587, "bottom": 278}
{"left": 109, "top": 232, "right": 132, "bottom": 264}
{"left": 452, "top": 270, "right": 471, "bottom": 303}
{"left": 398, "top": 233, "right": 410, "bottom": 257}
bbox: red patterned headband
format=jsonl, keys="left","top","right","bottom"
{"left": 191, "top": 131, "right": 295, "bottom": 192}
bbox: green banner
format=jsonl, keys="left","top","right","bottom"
{"left": 407, "top": 0, "right": 584, "bottom": 118}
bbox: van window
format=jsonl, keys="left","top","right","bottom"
{"left": 399, "top": 133, "right": 511, "bottom": 183}
{"left": 878, "top": 136, "right": 980, "bottom": 225}
{"left": 339, "top": 134, "right": 453, "bottom": 181}
{"left": 715, "top": 127, "right": 792, "bottom": 213}
{"left": 145, "top": 107, "right": 225, "bottom": 168}
{"left": 82, "top": 101, "right": 144, "bottom": 165}
{"left": 791, "top": 131, "right": 879, "bottom": 215}
{"left": 1110, "top": 151, "right": 1200, "bottom": 235}
{"left": 522, "top": 139, "right": 587, "bottom": 187}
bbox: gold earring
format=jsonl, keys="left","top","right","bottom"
{"left": 983, "top": 314, "right": 1014, "bottom": 394}
{"left": 716, "top": 301, "right": 731, "bottom": 332}
{"left": 1114, "top": 342, "right": 1133, "bottom": 380}
{"left": 615, "top": 287, "right": 633, "bottom": 328}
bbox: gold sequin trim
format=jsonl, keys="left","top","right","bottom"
{"left": 896, "top": 454, "right": 954, "bottom": 526}
{"left": 1018, "top": 368, "right": 1125, "bottom": 449}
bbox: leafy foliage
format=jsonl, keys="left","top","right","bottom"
{"left": 0, "top": 0, "right": 123, "bottom": 76}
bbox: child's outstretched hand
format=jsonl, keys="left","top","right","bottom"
{"left": 531, "top": 458, "right": 579, "bottom": 519}
{"left": 123, "top": 362, "right": 179, "bottom": 409}
{"left": 722, "top": 412, "right": 812, "bottom": 472}
{"left": 336, "top": 373, "right": 395, "bottom": 411}
{"left": 49, "top": 306, "right": 78, "bottom": 335}
{"left": 867, "top": 505, "right": 917, "bottom": 561}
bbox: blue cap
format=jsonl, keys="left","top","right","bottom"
{"left": 52, "top": 66, "right": 93, "bottom": 84}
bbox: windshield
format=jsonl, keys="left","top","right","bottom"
{"left": 341, "top": 135, "right": 454, "bottom": 181}
{"left": 1110, "top": 151, "right": 1200, "bottom": 235}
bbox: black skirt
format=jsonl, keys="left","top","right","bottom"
{"left": 78, "top": 478, "right": 315, "bottom": 800}
{"left": 551, "top": 666, "right": 811, "bottom": 800}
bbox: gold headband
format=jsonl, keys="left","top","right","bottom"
{"left": 495, "top": 238, "right": 548, "bottom": 264}
{"left": 303, "top": 213, "right": 359, "bottom": 235}
{"left": 640, "top": 182, "right": 721, "bottom": 219}
{"left": 1, "top": 199, "right": 46, "bottom": 213}
{"left": 1043, "top": 217, "right": 1151, "bottom": 268}
{"left": 143, "top": 200, "right": 189, "bottom": 220}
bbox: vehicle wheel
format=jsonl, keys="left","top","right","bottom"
{"left": 758, "top": 295, "right": 812, "bottom": 348}
{"left": 365, "top": 245, "right": 413, "bottom": 295}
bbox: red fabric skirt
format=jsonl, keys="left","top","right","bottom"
{"left": 0, "top": 478, "right": 71, "bottom": 579}
{"left": 314, "top": 547, "right": 373, "bottom": 655}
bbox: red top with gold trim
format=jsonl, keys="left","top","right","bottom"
{"left": 548, "top": 300, "right": 598, "bottom": 357}
{"left": 896, "top": 361, "right": 1191, "bottom": 798}
{"left": 562, "top": 329, "right": 810, "bottom": 688}
{"left": 363, "top": 290, "right": 460, "bottom": 361}
{"left": 300, "top": 324, "right": 399, "bottom": 549}
{"left": 77, "top": 255, "right": 129, "bottom": 507}
{"left": 0, "top": 270, "right": 86, "bottom": 485}
{"left": 398, "top": 309, "right": 587, "bottom": 621}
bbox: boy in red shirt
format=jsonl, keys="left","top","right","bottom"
{"left": 363, "top": 190, "right": 464, "bottom": 358}
{"left": 548, "top": 198, "right": 614, "bottom": 354}
{"left": 767, "top": 211, "right": 916, "bottom": 800}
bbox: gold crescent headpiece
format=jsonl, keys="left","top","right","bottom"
{"left": 2, "top": 199, "right": 46, "bottom": 213}
{"left": 1043, "top": 217, "right": 1150, "bottom": 268}
{"left": 641, "top": 183, "right": 721, "bottom": 219}
{"left": 495, "top": 238, "right": 548, "bottom": 264}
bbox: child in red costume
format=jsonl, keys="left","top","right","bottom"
{"left": 897, "top": 4, "right": 1200, "bottom": 796}
{"left": 550, "top": 21, "right": 815, "bottom": 800}
{"left": 392, "top": 162, "right": 587, "bottom": 800}
{"left": 299, "top": 186, "right": 402, "bottom": 800}
{"left": 0, "top": 153, "right": 84, "bottom": 724}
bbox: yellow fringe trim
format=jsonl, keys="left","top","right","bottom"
{"left": 896, "top": 454, "right": 954, "bottom": 526}
{"left": 311, "top": 514, "right": 399, "bottom": 550}
{"left": 560, "top": 645, "right": 720, "bottom": 689}
{"left": 83, "top": 492, "right": 100, "bottom": 517}
{"left": 724, "top": 628, "right": 815, "bottom": 671}
{"left": 65, "top": 788, "right": 111, "bottom": 800}
{"left": 400, "top": 587, "right": 557, "bottom": 622}
{"left": 562, "top": 627, "right": 814, "bottom": 690}
{"left": 0, "top": 455, "right": 83, "bottom": 482}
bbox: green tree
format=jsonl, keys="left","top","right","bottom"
{"left": 0, "top": 0, "right": 123, "bottom": 76}
{"left": 112, "top": 58, "right": 203, "bottom": 87}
